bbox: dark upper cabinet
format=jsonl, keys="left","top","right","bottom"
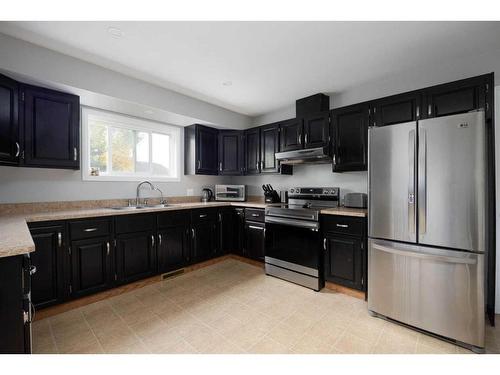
{"left": 324, "top": 235, "right": 363, "bottom": 290}
{"left": 260, "top": 123, "right": 280, "bottom": 173}
{"left": 423, "top": 75, "right": 488, "bottom": 119}
{"left": 0, "top": 74, "right": 20, "bottom": 165}
{"left": 23, "top": 85, "right": 80, "bottom": 169}
{"left": 244, "top": 221, "right": 265, "bottom": 261}
{"left": 158, "top": 226, "right": 189, "bottom": 273}
{"left": 70, "top": 236, "right": 112, "bottom": 298}
{"left": 303, "top": 111, "right": 330, "bottom": 149}
{"left": 184, "top": 124, "right": 219, "bottom": 175}
{"left": 244, "top": 127, "right": 261, "bottom": 174}
{"left": 372, "top": 91, "right": 422, "bottom": 127}
{"left": 115, "top": 231, "right": 156, "bottom": 284}
{"left": 330, "top": 103, "right": 368, "bottom": 172}
{"left": 218, "top": 130, "right": 244, "bottom": 175}
{"left": 29, "top": 224, "right": 67, "bottom": 309}
{"left": 279, "top": 118, "right": 303, "bottom": 152}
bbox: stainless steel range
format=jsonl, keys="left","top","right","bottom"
{"left": 264, "top": 187, "right": 339, "bottom": 291}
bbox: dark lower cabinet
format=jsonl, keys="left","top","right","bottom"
{"left": 322, "top": 215, "right": 367, "bottom": 292}
{"left": 233, "top": 208, "right": 246, "bottom": 257}
{"left": 324, "top": 235, "right": 363, "bottom": 290}
{"left": 244, "top": 221, "right": 265, "bottom": 261}
{"left": 115, "top": 231, "right": 156, "bottom": 284}
{"left": 0, "top": 255, "right": 29, "bottom": 354}
{"left": 157, "top": 226, "right": 189, "bottom": 273}
{"left": 191, "top": 222, "right": 218, "bottom": 262}
{"left": 70, "top": 236, "right": 112, "bottom": 298}
{"left": 218, "top": 208, "right": 234, "bottom": 255}
{"left": 330, "top": 103, "right": 368, "bottom": 172}
{"left": 23, "top": 84, "right": 80, "bottom": 169}
{"left": 29, "top": 224, "right": 67, "bottom": 309}
{"left": 0, "top": 74, "right": 20, "bottom": 166}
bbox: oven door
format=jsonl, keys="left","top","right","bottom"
{"left": 264, "top": 216, "right": 321, "bottom": 273}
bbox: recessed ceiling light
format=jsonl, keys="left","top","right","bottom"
{"left": 222, "top": 81, "right": 232, "bottom": 87}
{"left": 107, "top": 27, "right": 124, "bottom": 38}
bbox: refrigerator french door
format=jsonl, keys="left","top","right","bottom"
{"left": 368, "top": 111, "right": 487, "bottom": 352}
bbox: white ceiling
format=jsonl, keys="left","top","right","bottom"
{"left": 1, "top": 21, "right": 500, "bottom": 117}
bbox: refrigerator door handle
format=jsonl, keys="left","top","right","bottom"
{"left": 408, "top": 129, "right": 416, "bottom": 234}
{"left": 371, "top": 243, "right": 477, "bottom": 265}
{"left": 418, "top": 127, "right": 427, "bottom": 235}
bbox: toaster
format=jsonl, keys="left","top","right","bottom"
{"left": 344, "top": 193, "right": 367, "bottom": 208}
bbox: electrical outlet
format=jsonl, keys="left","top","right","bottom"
{"left": 187, "top": 189, "right": 194, "bottom": 196}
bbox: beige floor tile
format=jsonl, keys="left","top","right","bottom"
{"left": 416, "top": 334, "right": 460, "bottom": 353}
{"left": 266, "top": 322, "right": 308, "bottom": 348}
{"left": 291, "top": 330, "right": 338, "bottom": 354}
{"left": 345, "top": 319, "right": 384, "bottom": 343}
{"left": 129, "top": 316, "right": 168, "bottom": 340}
{"left": 372, "top": 331, "right": 418, "bottom": 354}
{"left": 248, "top": 336, "right": 290, "bottom": 354}
{"left": 334, "top": 332, "right": 374, "bottom": 354}
{"left": 224, "top": 321, "right": 268, "bottom": 350}
{"left": 149, "top": 338, "right": 198, "bottom": 354}
{"left": 117, "top": 305, "right": 158, "bottom": 326}
{"left": 55, "top": 330, "right": 101, "bottom": 354}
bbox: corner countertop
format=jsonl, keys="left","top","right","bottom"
{"left": 0, "top": 201, "right": 366, "bottom": 259}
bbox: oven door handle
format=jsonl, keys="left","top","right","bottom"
{"left": 265, "top": 216, "right": 319, "bottom": 230}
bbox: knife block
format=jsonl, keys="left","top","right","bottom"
{"left": 264, "top": 190, "right": 281, "bottom": 203}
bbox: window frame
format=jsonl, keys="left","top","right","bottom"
{"left": 81, "top": 107, "right": 181, "bottom": 182}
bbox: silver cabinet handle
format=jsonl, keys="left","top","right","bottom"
{"left": 305, "top": 133, "right": 308, "bottom": 145}
{"left": 336, "top": 224, "right": 348, "bottom": 228}
{"left": 84, "top": 228, "right": 98, "bottom": 232}
{"left": 323, "top": 238, "right": 327, "bottom": 250}
{"left": 197, "top": 160, "right": 201, "bottom": 169}
{"left": 219, "top": 162, "right": 222, "bottom": 172}
{"left": 251, "top": 213, "right": 260, "bottom": 217}
{"left": 199, "top": 214, "right": 207, "bottom": 218}
{"left": 57, "top": 232, "right": 62, "bottom": 247}
{"left": 416, "top": 105, "right": 420, "bottom": 119}
{"left": 298, "top": 133, "right": 302, "bottom": 145}
{"left": 158, "top": 234, "right": 162, "bottom": 246}
{"left": 29, "top": 265, "right": 37, "bottom": 275}
{"left": 332, "top": 154, "right": 336, "bottom": 165}
{"left": 248, "top": 225, "right": 264, "bottom": 230}
{"left": 106, "top": 242, "right": 110, "bottom": 256}
{"left": 151, "top": 235, "right": 155, "bottom": 247}
{"left": 73, "top": 147, "right": 78, "bottom": 161}
{"left": 15, "top": 142, "right": 20, "bottom": 157}
{"left": 192, "top": 228, "right": 195, "bottom": 239}
{"left": 218, "top": 213, "right": 222, "bottom": 222}
{"left": 428, "top": 104, "right": 432, "bottom": 116}
{"left": 256, "top": 162, "right": 259, "bottom": 171}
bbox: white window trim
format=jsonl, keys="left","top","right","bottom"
{"left": 81, "top": 106, "right": 181, "bottom": 182}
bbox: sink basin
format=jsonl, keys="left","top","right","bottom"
{"left": 109, "top": 204, "right": 169, "bottom": 210}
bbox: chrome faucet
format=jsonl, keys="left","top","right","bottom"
{"left": 136, "top": 181, "right": 167, "bottom": 206}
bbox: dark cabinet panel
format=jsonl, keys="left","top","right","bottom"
{"left": 233, "top": 208, "right": 246, "bottom": 256}
{"left": 303, "top": 111, "right": 330, "bottom": 149}
{"left": 184, "top": 124, "right": 219, "bottom": 175}
{"left": 191, "top": 221, "right": 218, "bottom": 262}
{"left": 260, "top": 123, "right": 280, "bottom": 173}
{"left": 158, "top": 226, "right": 189, "bottom": 273}
{"left": 70, "top": 237, "right": 112, "bottom": 298}
{"left": 218, "top": 130, "right": 244, "bottom": 175}
{"left": 324, "top": 235, "right": 363, "bottom": 290}
{"left": 424, "top": 75, "right": 487, "bottom": 119}
{"left": 244, "top": 127, "right": 260, "bottom": 174}
{"left": 218, "top": 209, "right": 234, "bottom": 255}
{"left": 279, "top": 118, "right": 303, "bottom": 152}
{"left": 116, "top": 231, "right": 156, "bottom": 284}
{"left": 373, "top": 91, "right": 422, "bottom": 127}
{"left": 244, "top": 221, "right": 265, "bottom": 261}
{"left": 331, "top": 103, "right": 368, "bottom": 172}
{"left": 0, "top": 74, "right": 20, "bottom": 165}
{"left": 0, "top": 255, "right": 27, "bottom": 354}
{"left": 29, "top": 224, "right": 67, "bottom": 308}
{"left": 23, "top": 85, "right": 80, "bottom": 169}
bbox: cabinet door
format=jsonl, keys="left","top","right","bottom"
{"left": 279, "top": 118, "right": 303, "bottom": 152}
{"left": 324, "top": 235, "right": 363, "bottom": 290}
{"left": 303, "top": 111, "right": 330, "bottom": 149}
{"left": 331, "top": 103, "right": 368, "bottom": 172}
{"left": 23, "top": 85, "right": 80, "bottom": 169}
{"left": 423, "top": 75, "right": 487, "bottom": 119}
{"left": 373, "top": 91, "right": 422, "bottom": 127}
{"left": 116, "top": 231, "right": 156, "bottom": 284}
{"left": 158, "top": 226, "right": 188, "bottom": 273}
{"left": 218, "top": 130, "right": 244, "bottom": 175}
{"left": 191, "top": 222, "right": 218, "bottom": 262}
{"left": 0, "top": 74, "right": 20, "bottom": 165}
{"left": 218, "top": 209, "right": 234, "bottom": 254}
{"left": 232, "top": 209, "right": 245, "bottom": 256}
{"left": 70, "top": 237, "right": 112, "bottom": 298}
{"left": 196, "top": 125, "right": 218, "bottom": 175}
{"left": 245, "top": 127, "right": 260, "bottom": 174}
{"left": 260, "top": 123, "right": 280, "bottom": 173}
{"left": 244, "top": 222, "right": 265, "bottom": 261}
{"left": 29, "top": 225, "right": 67, "bottom": 308}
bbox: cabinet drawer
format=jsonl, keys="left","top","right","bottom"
{"left": 191, "top": 208, "right": 217, "bottom": 224}
{"left": 70, "top": 218, "right": 111, "bottom": 240}
{"left": 115, "top": 214, "right": 155, "bottom": 234}
{"left": 245, "top": 208, "right": 265, "bottom": 223}
{"left": 322, "top": 215, "right": 365, "bottom": 237}
{"left": 158, "top": 210, "right": 190, "bottom": 228}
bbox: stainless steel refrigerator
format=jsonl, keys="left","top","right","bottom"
{"left": 368, "top": 110, "right": 487, "bottom": 352}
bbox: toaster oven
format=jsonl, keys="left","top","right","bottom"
{"left": 215, "top": 185, "right": 246, "bottom": 202}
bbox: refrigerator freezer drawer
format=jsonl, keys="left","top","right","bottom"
{"left": 368, "top": 239, "right": 485, "bottom": 349}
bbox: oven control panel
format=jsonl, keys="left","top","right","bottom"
{"left": 289, "top": 187, "right": 339, "bottom": 197}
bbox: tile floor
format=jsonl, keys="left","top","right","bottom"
{"left": 33, "top": 259, "right": 500, "bottom": 354}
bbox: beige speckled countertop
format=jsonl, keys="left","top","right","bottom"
{"left": 0, "top": 200, "right": 366, "bottom": 259}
